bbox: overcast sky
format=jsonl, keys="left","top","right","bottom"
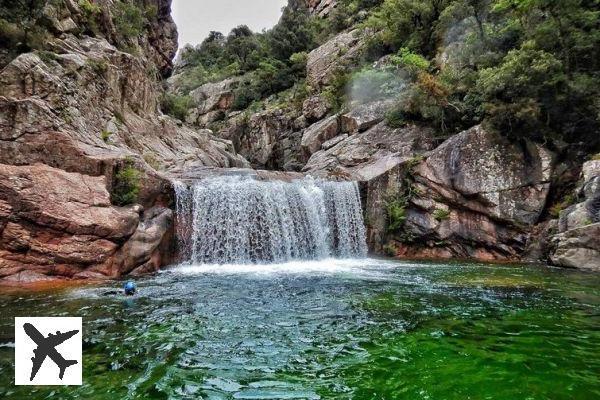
{"left": 172, "top": 0, "right": 288, "bottom": 48}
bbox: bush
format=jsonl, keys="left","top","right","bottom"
{"left": 78, "top": 0, "right": 101, "bottom": 35}
{"left": 432, "top": 208, "right": 451, "bottom": 221}
{"left": 161, "top": 93, "right": 193, "bottom": 121}
{"left": 100, "top": 130, "right": 112, "bottom": 143}
{"left": 349, "top": 68, "right": 403, "bottom": 103}
{"left": 390, "top": 47, "right": 430, "bottom": 73}
{"left": 114, "top": 1, "right": 146, "bottom": 38}
{"left": 112, "top": 162, "right": 141, "bottom": 206}
{"left": 384, "top": 108, "right": 406, "bottom": 128}
{"left": 386, "top": 198, "right": 407, "bottom": 232}
{"left": 548, "top": 194, "right": 576, "bottom": 218}
{"left": 86, "top": 58, "right": 108, "bottom": 75}
{"left": 383, "top": 243, "right": 397, "bottom": 257}
{"left": 321, "top": 70, "right": 351, "bottom": 112}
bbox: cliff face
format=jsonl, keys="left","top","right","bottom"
{"left": 2, "top": 0, "right": 598, "bottom": 282}
{"left": 171, "top": 17, "right": 598, "bottom": 271}
{"left": 0, "top": 0, "right": 248, "bottom": 283}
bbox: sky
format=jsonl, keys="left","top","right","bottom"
{"left": 172, "top": 0, "right": 288, "bottom": 49}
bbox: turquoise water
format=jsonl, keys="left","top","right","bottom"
{"left": 0, "top": 259, "right": 599, "bottom": 399}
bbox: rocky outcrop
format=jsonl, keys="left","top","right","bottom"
{"left": 0, "top": 164, "right": 172, "bottom": 282}
{"left": 306, "top": 29, "right": 371, "bottom": 89}
{"left": 306, "top": 0, "right": 338, "bottom": 17}
{"left": 304, "top": 122, "right": 436, "bottom": 180}
{"left": 341, "top": 100, "right": 394, "bottom": 134}
{"left": 35, "top": 0, "right": 178, "bottom": 77}
{"left": 0, "top": 0, "right": 248, "bottom": 283}
{"left": 185, "top": 78, "right": 239, "bottom": 126}
{"left": 217, "top": 108, "right": 304, "bottom": 171}
{"left": 301, "top": 115, "right": 340, "bottom": 159}
{"left": 366, "top": 126, "right": 554, "bottom": 260}
{"left": 550, "top": 160, "right": 600, "bottom": 271}
{"left": 306, "top": 123, "right": 555, "bottom": 261}
{"left": 302, "top": 94, "right": 331, "bottom": 122}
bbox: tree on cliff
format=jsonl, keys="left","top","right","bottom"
{"left": 0, "top": 0, "right": 46, "bottom": 55}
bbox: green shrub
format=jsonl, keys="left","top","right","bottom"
{"left": 143, "top": 152, "right": 161, "bottom": 171}
{"left": 112, "top": 162, "right": 141, "bottom": 206}
{"left": 383, "top": 243, "right": 397, "bottom": 257}
{"left": 37, "top": 50, "right": 58, "bottom": 64}
{"left": 144, "top": 4, "right": 158, "bottom": 20}
{"left": 100, "top": 130, "right": 112, "bottom": 143}
{"left": 385, "top": 108, "right": 406, "bottom": 128}
{"left": 114, "top": 1, "right": 145, "bottom": 38}
{"left": 386, "top": 198, "right": 407, "bottom": 232}
{"left": 389, "top": 47, "right": 430, "bottom": 73}
{"left": 548, "top": 194, "right": 576, "bottom": 218}
{"left": 161, "top": 93, "right": 193, "bottom": 121}
{"left": 432, "top": 208, "right": 450, "bottom": 221}
{"left": 78, "top": 0, "right": 101, "bottom": 35}
{"left": 322, "top": 70, "right": 350, "bottom": 112}
{"left": 86, "top": 58, "right": 108, "bottom": 75}
{"left": 78, "top": 0, "right": 101, "bottom": 14}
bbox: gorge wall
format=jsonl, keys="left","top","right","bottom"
{"left": 168, "top": 0, "right": 599, "bottom": 272}
{"left": 0, "top": 0, "right": 248, "bottom": 283}
{"left": 1, "top": 0, "right": 598, "bottom": 283}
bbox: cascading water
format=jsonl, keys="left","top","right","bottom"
{"left": 173, "top": 176, "right": 368, "bottom": 264}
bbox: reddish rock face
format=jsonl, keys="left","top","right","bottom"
{"left": 0, "top": 0, "right": 249, "bottom": 284}
{"left": 0, "top": 164, "right": 173, "bottom": 283}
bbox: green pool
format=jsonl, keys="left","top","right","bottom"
{"left": 1, "top": 259, "right": 599, "bottom": 399}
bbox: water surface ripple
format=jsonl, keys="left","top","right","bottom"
{"left": 1, "top": 259, "right": 598, "bottom": 399}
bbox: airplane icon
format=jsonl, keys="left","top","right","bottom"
{"left": 23, "top": 323, "right": 79, "bottom": 381}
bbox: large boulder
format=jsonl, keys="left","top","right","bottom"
{"left": 550, "top": 224, "right": 600, "bottom": 271}
{"left": 186, "top": 77, "right": 239, "bottom": 125}
{"left": 302, "top": 94, "right": 331, "bottom": 122}
{"left": 0, "top": 164, "right": 172, "bottom": 282}
{"left": 306, "top": 29, "right": 372, "bottom": 89}
{"left": 300, "top": 115, "right": 340, "bottom": 160}
{"left": 304, "top": 122, "right": 436, "bottom": 180}
{"left": 365, "top": 125, "right": 554, "bottom": 260}
{"left": 415, "top": 125, "right": 553, "bottom": 226}
{"left": 550, "top": 160, "right": 600, "bottom": 271}
{"left": 340, "top": 100, "right": 394, "bottom": 134}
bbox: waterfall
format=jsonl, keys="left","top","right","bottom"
{"left": 173, "top": 176, "right": 367, "bottom": 264}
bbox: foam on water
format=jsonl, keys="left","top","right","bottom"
{"left": 165, "top": 258, "right": 402, "bottom": 276}
{"left": 173, "top": 176, "right": 368, "bottom": 265}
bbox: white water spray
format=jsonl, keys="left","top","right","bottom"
{"left": 174, "top": 176, "right": 368, "bottom": 264}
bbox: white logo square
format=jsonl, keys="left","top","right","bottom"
{"left": 14, "top": 317, "right": 82, "bottom": 386}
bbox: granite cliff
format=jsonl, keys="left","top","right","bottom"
{"left": 1, "top": 0, "right": 598, "bottom": 283}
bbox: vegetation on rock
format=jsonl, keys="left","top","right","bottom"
{"left": 112, "top": 160, "right": 141, "bottom": 206}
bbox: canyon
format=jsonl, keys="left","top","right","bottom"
{"left": 1, "top": 0, "right": 598, "bottom": 284}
